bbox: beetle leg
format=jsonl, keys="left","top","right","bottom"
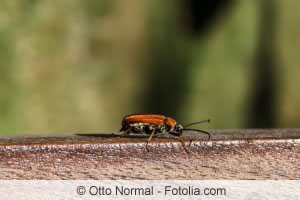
{"left": 146, "top": 129, "right": 156, "bottom": 152}
{"left": 179, "top": 135, "right": 191, "bottom": 154}
{"left": 148, "top": 129, "right": 156, "bottom": 142}
{"left": 118, "top": 127, "right": 132, "bottom": 138}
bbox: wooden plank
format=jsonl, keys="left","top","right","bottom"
{"left": 0, "top": 129, "right": 299, "bottom": 179}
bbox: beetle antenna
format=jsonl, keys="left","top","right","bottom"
{"left": 182, "top": 128, "right": 211, "bottom": 139}
{"left": 183, "top": 119, "right": 210, "bottom": 128}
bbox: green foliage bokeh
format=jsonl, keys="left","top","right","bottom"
{"left": 0, "top": 0, "right": 299, "bottom": 134}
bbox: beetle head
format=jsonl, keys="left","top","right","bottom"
{"left": 169, "top": 123, "right": 184, "bottom": 136}
{"left": 170, "top": 119, "right": 211, "bottom": 138}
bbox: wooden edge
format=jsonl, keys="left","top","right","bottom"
{"left": 0, "top": 129, "right": 299, "bottom": 180}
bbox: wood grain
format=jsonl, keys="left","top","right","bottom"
{"left": 0, "top": 129, "right": 299, "bottom": 179}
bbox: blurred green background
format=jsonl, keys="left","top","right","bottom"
{"left": 0, "top": 0, "right": 299, "bottom": 135}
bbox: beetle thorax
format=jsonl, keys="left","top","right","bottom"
{"left": 169, "top": 123, "right": 183, "bottom": 134}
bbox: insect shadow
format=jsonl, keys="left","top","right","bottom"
{"left": 76, "top": 128, "right": 210, "bottom": 154}
{"left": 75, "top": 133, "right": 193, "bottom": 152}
{"left": 75, "top": 133, "right": 154, "bottom": 139}
{"left": 75, "top": 133, "right": 117, "bottom": 138}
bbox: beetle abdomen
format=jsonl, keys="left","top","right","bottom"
{"left": 120, "top": 122, "right": 166, "bottom": 135}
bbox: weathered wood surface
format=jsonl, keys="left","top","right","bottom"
{"left": 0, "top": 129, "right": 299, "bottom": 179}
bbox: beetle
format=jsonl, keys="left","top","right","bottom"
{"left": 118, "top": 114, "right": 210, "bottom": 152}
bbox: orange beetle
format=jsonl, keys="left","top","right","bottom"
{"left": 119, "top": 114, "right": 210, "bottom": 151}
